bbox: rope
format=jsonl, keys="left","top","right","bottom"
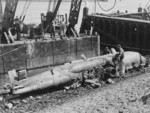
{"left": 97, "top": 0, "right": 117, "bottom": 12}
{"left": 0, "top": 44, "right": 26, "bottom": 57}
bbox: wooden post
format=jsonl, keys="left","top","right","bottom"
{"left": 97, "top": 35, "right": 100, "bottom": 56}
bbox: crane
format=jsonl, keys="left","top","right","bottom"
{"left": 41, "top": 0, "right": 62, "bottom": 31}
{"left": 0, "top": 0, "right": 2, "bottom": 28}
{"left": 41, "top": 0, "right": 82, "bottom": 38}
{"left": 0, "top": 0, "right": 19, "bottom": 43}
{"left": 2, "top": 0, "right": 18, "bottom": 30}
{"left": 0, "top": 0, "right": 83, "bottom": 42}
{"left": 66, "top": 0, "right": 82, "bottom": 37}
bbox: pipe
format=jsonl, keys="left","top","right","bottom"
{"left": 13, "top": 72, "right": 76, "bottom": 94}
{"left": 12, "top": 55, "right": 112, "bottom": 94}
{"left": 9, "top": 51, "right": 146, "bottom": 95}
{"left": 116, "top": 51, "right": 146, "bottom": 76}
{"left": 70, "top": 58, "right": 107, "bottom": 73}
{"left": 122, "top": 51, "right": 146, "bottom": 70}
{"left": 105, "top": 67, "right": 117, "bottom": 77}
{"left": 111, "top": 48, "right": 117, "bottom": 54}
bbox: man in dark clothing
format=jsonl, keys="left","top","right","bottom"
{"left": 14, "top": 16, "right": 21, "bottom": 41}
{"left": 103, "top": 47, "right": 111, "bottom": 55}
{"left": 49, "top": 21, "right": 55, "bottom": 38}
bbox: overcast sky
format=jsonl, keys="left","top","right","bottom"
{"left": 12, "top": 0, "right": 105, "bottom": 2}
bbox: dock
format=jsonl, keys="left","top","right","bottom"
{"left": 0, "top": 35, "right": 99, "bottom": 86}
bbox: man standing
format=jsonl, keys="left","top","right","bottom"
{"left": 14, "top": 16, "right": 22, "bottom": 41}
{"left": 49, "top": 20, "right": 55, "bottom": 38}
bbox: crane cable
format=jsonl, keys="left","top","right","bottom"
{"left": 145, "top": 1, "right": 149, "bottom": 9}
{"left": 20, "top": 0, "right": 32, "bottom": 22}
{"left": 20, "top": 0, "right": 28, "bottom": 19}
{"left": 97, "top": 0, "right": 117, "bottom": 12}
{"left": 53, "top": 0, "right": 57, "bottom": 12}
{"left": 47, "top": 0, "right": 52, "bottom": 12}
{"left": 47, "top": 0, "right": 57, "bottom": 12}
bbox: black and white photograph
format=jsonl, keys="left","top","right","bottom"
{"left": 0, "top": 0, "right": 150, "bottom": 113}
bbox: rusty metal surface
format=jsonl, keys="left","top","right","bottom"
{"left": 80, "top": 15, "right": 150, "bottom": 54}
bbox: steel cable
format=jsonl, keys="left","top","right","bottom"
{"left": 97, "top": 0, "right": 117, "bottom": 12}
{"left": 22, "top": 0, "right": 32, "bottom": 22}
{"left": 0, "top": 44, "right": 26, "bottom": 57}
{"left": 47, "top": 0, "right": 52, "bottom": 12}
{"left": 20, "top": 0, "right": 28, "bottom": 19}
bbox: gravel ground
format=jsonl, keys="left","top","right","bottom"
{"left": 39, "top": 72, "right": 150, "bottom": 113}
{"left": 0, "top": 70, "right": 150, "bottom": 113}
